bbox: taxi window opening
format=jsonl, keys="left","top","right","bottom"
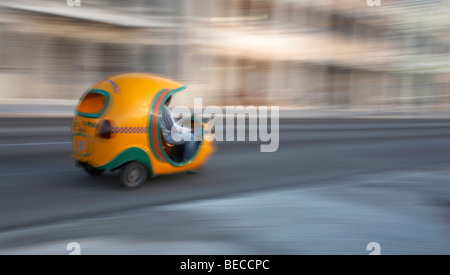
{"left": 77, "top": 92, "right": 108, "bottom": 116}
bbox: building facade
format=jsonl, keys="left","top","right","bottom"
{"left": 0, "top": 0, "right": 449, "bottom": 110}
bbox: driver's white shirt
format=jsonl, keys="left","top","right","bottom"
{"left": 160, "top": 105, "right": 191, "bottom": 141}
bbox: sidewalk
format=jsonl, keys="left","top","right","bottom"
{"left": 1, "top": 169, "right": 449, "bottom": 254}
{"left": 0, "top": 99, "right": 449, "bottom": 119}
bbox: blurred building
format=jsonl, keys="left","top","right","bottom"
{"left": 186, "top": 0, "right": 450, "bottom": 109}
{"left": 0, "top": 0, "right": 186, "bottom": 99}
{"left": 0, "top": 0, "right": 449, "bottom": 110}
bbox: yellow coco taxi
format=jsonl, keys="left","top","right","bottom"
{"left": 72, "top": 73, "right": 216, "bottom": 188}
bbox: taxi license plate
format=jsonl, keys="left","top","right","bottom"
{"left": 73, "top": 134, "right": 89, "bottom": 156}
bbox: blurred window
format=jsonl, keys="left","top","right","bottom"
{"left": 77, "top": 90, "right": 109, "bottom": 118}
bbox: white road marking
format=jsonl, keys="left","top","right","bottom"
{"left": 0, "top": 142, "right": 71, "bottom": 147}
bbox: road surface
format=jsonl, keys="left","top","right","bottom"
{"left": 0, "top": 117, "right": 449, "bottom": 254}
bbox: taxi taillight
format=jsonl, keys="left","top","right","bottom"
{"left": 97, "top": 120, "right": 112, "bottom": 139}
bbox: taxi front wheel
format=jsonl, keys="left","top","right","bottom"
{"left": 119, "top": 162, "right": 148, "bottom": 189}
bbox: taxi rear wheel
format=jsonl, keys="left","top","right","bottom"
{"left": 119, "top": 162, "right": 148, "bottom": 189}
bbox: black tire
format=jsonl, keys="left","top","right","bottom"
{"left": 84, "top": 165, "right": 104, "bottom": 177}
{"left": 119, "top": 162, "right": 148, "bottom": 189}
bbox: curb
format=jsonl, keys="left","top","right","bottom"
{"left": 1, "top": 113, "right": 449, "bottom": 119}
{"left": 1, "top": 101, "right": 450, "bottom": 119}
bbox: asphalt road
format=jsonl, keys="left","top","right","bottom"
{"left": 0, "top": 117, "right": 450, "bottom": 254}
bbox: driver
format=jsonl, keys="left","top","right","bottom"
{"left": 160, "top": 95, "right": 197, "bottom": 161}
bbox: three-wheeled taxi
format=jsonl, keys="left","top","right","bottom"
{"left": 72, "top": 73, "right": 216, "bottom": 188}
